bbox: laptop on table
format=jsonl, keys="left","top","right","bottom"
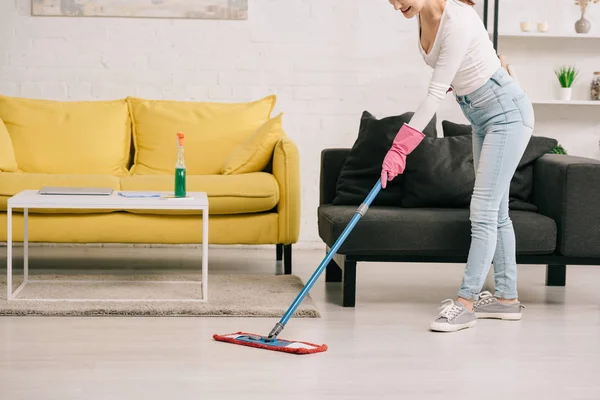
{"left": 38, "top": 187, "right": 114, "bottom": 196}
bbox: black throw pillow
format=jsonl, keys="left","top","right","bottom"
{"left": 441, "top": 120, "right": 557, "bottom": 211}
{"left": 442, "top": 120, "right": 472, "bottom": 137}
{"left": 509, "top": 135, "right": 558, "bottom": 210}
{"left": 332, "top": 111, "right": 437, "bottom": 206}
{"left": 401, "top": 136, "right": 475, "bottom": 208}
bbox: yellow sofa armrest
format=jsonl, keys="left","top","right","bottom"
{"left": 272, "top": 135, "right": 300, "bottom": 244}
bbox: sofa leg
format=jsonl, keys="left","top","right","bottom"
{"left": 325, "top": 248, "right": 343, "bottom": 282}
{"left": 342, "top": 260, "right": 357, "bottom": 308}
{"left": 276, "top": 244, "right": 283, "bottom": 262}
{"left": 325, "top": 259, "right": 342, "bottom": 282}
{"left": 546, "top": 264, "right": 566, "bottom": 286}
{"left": 283, "top": 244, "right": 292, "bottom": 275}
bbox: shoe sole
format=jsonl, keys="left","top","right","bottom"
{"left": 430, "top": 320, "right": 477, "bottom": 332}
{"left": 475, "top": 312, "right": 522, "bottom": 320}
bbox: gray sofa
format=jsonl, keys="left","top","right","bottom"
{"left": 318, "top": 143, "right": 600, "bottom": 307}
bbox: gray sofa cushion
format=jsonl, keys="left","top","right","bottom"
{"left": 318, "top": 205, "right": 557, "bottom": 256}
{"left": 441, "top": 120, "right": 558, "bottom": 211}
{"left": 401, "top": 135, "right": 475, "bottom": 208}
{"left": 332, "top": 111, "right": 437, "bottom": 207}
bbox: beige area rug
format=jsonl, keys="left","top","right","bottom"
{"left": 0, "top": 273, "right": 320, "bottom": 317}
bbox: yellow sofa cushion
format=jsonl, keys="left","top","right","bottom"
{"left": 0, "top": 172, "right": 121, "bottom": 213}
{"left": 120, "top": 173, "right": 279, "bottom": 215}
{"left": 221, "top": 113, "right": 285, "bottom": 175}
{"left": 126, "top": 95, "right": 276, "bottom": 175}
{"left": 0, "top": 95, "right": 131, "bottom": 175}
{"left": 0, "top": 118, "right": 18, "bottom": 172}
{"left": 0, "top": 212, "right": 279, "bottom": 245}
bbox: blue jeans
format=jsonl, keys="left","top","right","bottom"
{"left": 455, "top": 68, "right": 534, "bottom": 301}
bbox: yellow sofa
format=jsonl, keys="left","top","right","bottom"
{"left": 0, "top": 94, "right": 300, "bottom": 272}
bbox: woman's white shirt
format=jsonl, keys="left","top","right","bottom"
{"left": 407, "top": 0, "right": 500, "bottom": 132}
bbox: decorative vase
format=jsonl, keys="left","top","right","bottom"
{"left": 559, "top": 87, "right": 573, "bottom": 101}
{"left": 575, "top": 12, "right": 591, "bottom": 34}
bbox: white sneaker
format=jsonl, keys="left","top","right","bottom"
{"left": 474, "top": 291, "right": 523, "bottom": 320}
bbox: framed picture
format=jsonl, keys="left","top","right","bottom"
{"left": 32, "top": 0, "right": 248, "bottom": 20}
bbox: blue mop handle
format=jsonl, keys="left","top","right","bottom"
{"left": 278, "top": 179, "right": 383, "bottom": 327}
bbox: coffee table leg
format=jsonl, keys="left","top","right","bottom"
{"left": 202, "top": 207, "right": 208, "bottom": 301}
{"left": 6, "top": 207, "right": 29, "bottom": 301}
{"left": 7, "top": 206, "right": 12, "bottom": 300}
{"left": 24, "top": 208, "right": 28, "bottom": 281}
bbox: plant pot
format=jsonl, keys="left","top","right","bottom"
{"left": 558, "top": 87, "right": 573, "bottom": 101}
{"left": 575, "top": 13, "right": 591, "bottom": 34}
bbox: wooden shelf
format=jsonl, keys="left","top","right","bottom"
{"left": 532, "top": 100, "right": 600, "bottom": 106}
{"left": 497, "top": 31, "right": 600, "bottom": 39}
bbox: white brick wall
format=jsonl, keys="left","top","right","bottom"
{"left": 1, "top": 0, "right": 599, "bottom": 247}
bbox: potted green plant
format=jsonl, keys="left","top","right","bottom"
{"left": 552, "top": 144, "right": 568, "bottom": 155}
{"left": 555, "top": 65, "right": 579, "bottom": 101}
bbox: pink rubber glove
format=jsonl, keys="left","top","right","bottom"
{"left": 381, "top": 123, "right": 425, "bottom": 189}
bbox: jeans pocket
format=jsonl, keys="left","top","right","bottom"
{"left": 512, "top": 93, "right": 535, "bottom": 130}
{"left": 469, "top": 90, "right": 498, "bottom": 110}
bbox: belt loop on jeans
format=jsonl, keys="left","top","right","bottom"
{"left": 455, "top": 94, "right": 465, "bottom": 105}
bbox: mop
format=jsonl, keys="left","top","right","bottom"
{"left": 213, "top": 180, "right": 382, "bottom": 355}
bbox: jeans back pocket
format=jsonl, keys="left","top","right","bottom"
{"left": 512, "top": 93, "right": 535, "bottom": 130}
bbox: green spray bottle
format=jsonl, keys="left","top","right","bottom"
{"left": 174, "top": 132, "right": 186, "bottom": 198}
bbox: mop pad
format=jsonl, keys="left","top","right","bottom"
{"left": 213, "top": 332, "right": 327, "bottom": 355}
{"left": 214, "top": 180, "right": 385, "bottom": 355}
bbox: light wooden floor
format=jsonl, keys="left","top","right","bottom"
{"left": 1, "top": 245, "right": 599, "bottom": 400}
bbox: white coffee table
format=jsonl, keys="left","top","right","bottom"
{"left": 6, "top": 190, "right": 209, "bottom": 302}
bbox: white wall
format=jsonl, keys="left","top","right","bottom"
{"left": 492, "top": 0, "right": 600, "bottom": 163}
{"left": 1, "top": 0, "right": 599, "bottom": 247}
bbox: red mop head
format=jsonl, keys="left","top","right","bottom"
{"left": 213, "top": 332, "right": 327, "bottom": 355}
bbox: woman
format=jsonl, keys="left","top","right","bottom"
{"left": 381, "top": 0, "right": 534, "bottom": 332}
